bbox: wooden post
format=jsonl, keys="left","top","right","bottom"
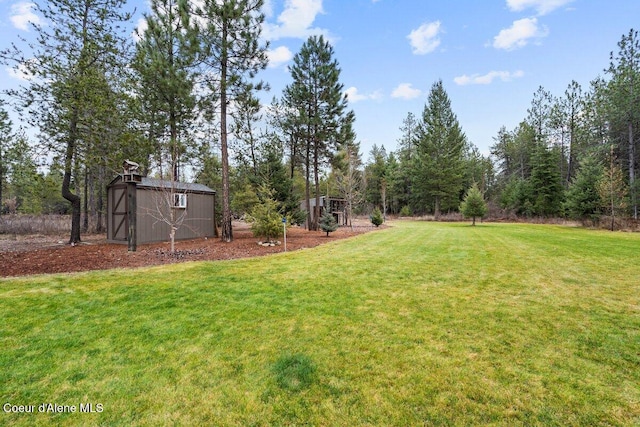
{"left": 127, "top": 181, "right": 137, "bottom": 252}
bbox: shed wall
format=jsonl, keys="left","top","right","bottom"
{"left": 135, "top": 189, "right": 216, "bottom": 244}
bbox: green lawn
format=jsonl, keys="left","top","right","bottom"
{"left": 1, "top": 221, "right": 639, "bottom": 426}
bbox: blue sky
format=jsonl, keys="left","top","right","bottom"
{"left": 2, "top": 0, "right": 640, "bottom": 161}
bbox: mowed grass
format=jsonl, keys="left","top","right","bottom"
{"left": 1, "top": 221, "right": 639, "bottom": 426}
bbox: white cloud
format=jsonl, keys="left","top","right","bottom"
{"left": 407, "top": 21, "right": 442, "bottom": 55}
{"left": 506, "top": 0, "right": 574, "bottom": 15}
{"left": 493, "top": 17, "right": 548, "bottom": 50}
{"left": 267, "top": 46, "right": 294, "bottom": 68}
{"left": 10, "top": 2, "right": 42, "bottom": 31}
{"left": 391, "top": 83, "right": 422, "bottom": 100}
{"left": 454, "top": 70, "right": 525, "bottom": 86}
{"left": 263, "top": 0, "right": 275, "bottom": 18}
{"left": 132, "top": 17, "right": 148, "bottom": 43}
{"left": 262, "top": 0, "right": 329, "bottom": 41}
{"left": 344, "top": 87, "right": 382, "bottom": 103}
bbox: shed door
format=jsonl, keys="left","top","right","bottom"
{"left": 111, "top": 186, "right": 127, "bottom": 241}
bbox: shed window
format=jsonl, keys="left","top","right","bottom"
{"left": 174, "top": 193, "right": 187, "bottom": 208}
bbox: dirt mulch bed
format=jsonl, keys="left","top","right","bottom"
{"left": 0, "top": 222, "right": 380, "bottom": 278}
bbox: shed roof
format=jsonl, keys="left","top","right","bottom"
{"left": 108, "top": 175, "right": 216, "bottom": 194}
{"left": 138, "top": 177, "right": 215, "bottom": 194}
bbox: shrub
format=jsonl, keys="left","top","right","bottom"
{"left": 371, "top": 208, "right": 383, "bottom": 227}
{"left": 399, "top": 205, "right": 412, "bottom": 217}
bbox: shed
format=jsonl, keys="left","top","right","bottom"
{"left": 302, "top": 195, "right": 348, "bottom": 226}
{"left": 107, "top": 174, "right": 216, "bottom": 249}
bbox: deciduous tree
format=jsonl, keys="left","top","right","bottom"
{"left": 598, "top": 147, "right": 629, "bottom": 230}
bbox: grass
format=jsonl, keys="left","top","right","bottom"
{"left": 1, "top": 221, "right": 639, "bottom": 426}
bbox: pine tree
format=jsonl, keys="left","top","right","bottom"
{"left": 133, "top": 0, "right": 198, "bottom": 180}
{"left": 2, "top": 0, "right": 131, "bottom": 243}
{"left": 5, "top": 134, "right": 42, "bottom": 213}
{"left": 414, "top": 80, "right": 467, "bottom": 218}
{"left": 564, "top": 155, "right": 603, "bottom": 224}
{"left": 396, "top": 112, "right": 418, "bottom": 212}
{"left": 283, "top": 35, "right": 348, "bottom": 230}
{"left": 247, "top": 184, "right": 282, "bottom": 242}
{"left": 365, "top": 144, "right": 387, "bottom": 212}
{"left": 530, "top": 144, "right": 564, "bottom": 217}
{"left": 460, "top": 183, "right": 487, "bottom": 226}
{"left": 319, "top": 211, "right": 338, "bottom": 237}
{"left": 606, "top": 29, "right": 640, "bottom": 219}
{"left": 194, "top": 0, "right": 269, "bottom": 242}
{"left": 370, "top": 207, "right": 383, "bottom": 227}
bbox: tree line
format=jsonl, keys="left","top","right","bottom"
{"left": 0, "top": 0, "right": 638, "bottom": 244}
{"left": 344, "top": 29, "right": 640, "bottom": 230}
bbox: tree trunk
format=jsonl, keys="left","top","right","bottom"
{"left": 381, "top": 180, "right": 387, "bottom": 221}
{"left": 96, "top": 180, "right": 104, "bottom": 233}
{"left": 434, "top": 196, "right": 441, "bottom": 220}
{"left": 629, "top": 122, "right": 637, "bottom": 219}
{"left": 312, "top": 143, "right": 320, "bottom": 231}
{"left": 83, "top": 167, "right": 89, "bottom": 232}
{"left": 220, "top": 20, "right": 232, "bottom": 242}
{"left": 95, "top": 165, "right": 104, "bottom": 233}
{"left": 63, "top": 109, "right": 81, "bottom": 245}
{"left": 304, "top": 129, "right": 312, "bottom": 230}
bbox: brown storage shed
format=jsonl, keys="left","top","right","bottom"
{"left": 107, "top": 175, "right": 216, "bottom": 248}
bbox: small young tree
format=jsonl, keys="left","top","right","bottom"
{"left": 598, "top": 149, "right": 628, "bottom": 231}
{"left": 371, "top": 207, "right": 384, "bottom": 227}
{"left": 247, "top": 184, "right": 282, "bottom": 242}
{"left": 319, "top": 211, "right": 338, "bottom": 237}
{"left": 460, "top": 183, "right": 488, "bottom": 225}
{"left": 146, "top": 181, "right": 189, "bottom": 254}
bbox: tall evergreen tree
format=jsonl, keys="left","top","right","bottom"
{"left": 559, "top": 80, "right": 584, "bottom": 185}
{"left": 134, "top": 0, "right": 198, "bottom": 180}
{"left": 530, "top": 144, "right": 564, "bottom": 217}
{"left": 194, "top": 0, "right": 268, "bottom": 242}
{"left": 414, "top": 80, "right": 467, "bottom": 218}
{"left": 395, "top": 112, "right": 418, "bottom": 211}
{"left": 606, "top": 29, "right": 640, "bottom": 219}
{"left": 2, "top": 0, "right": 131, "bottom": 243}
{"left": 5, "top": 134, "right": 42, "bottom": 213}
{"left": 564, "top": 155, "right": 603, "bottom": 224}
{"left": 364, "top": 144, "right": 387, "bottom": 212}
{"left": 526, "top": 86, "right": 555, "bottom": 146}
{"left": 283, "top": 35, "right": 347, "bottom": 230}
